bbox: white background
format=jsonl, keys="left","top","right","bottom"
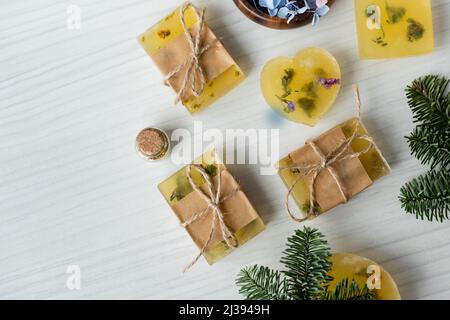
{"left": 1, "top": 0, "right": 450, "bottom": 299}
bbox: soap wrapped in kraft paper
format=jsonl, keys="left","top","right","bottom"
{"left": 278, "top": 86, "right": 391, "bottom": 222}
{"left": 138, "top": 2, "right": 245, "bottom": 114}
{"left": 158, "top": 151, "right": 265, "bottom": 271}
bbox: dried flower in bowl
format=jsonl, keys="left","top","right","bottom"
{"left": 257, "top": 0, "right": 330, "bottom": 25}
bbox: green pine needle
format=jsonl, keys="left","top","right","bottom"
{"left": 399, "top": 169, "right": 450, "bottom": 222}
{"left": 236, "top": 227, "right": 371, "bottom": 301}
{"left": 323, "top": 278, "right": 375, "bottom": 300}
{"left": 406, "top": 75, "right": 450, "bottom": 130}
{"left": 281, "top": 227, "right": 332, "bottom": 300}
{"left": 406, "top": 125, "right": 450, "bottom": 169}
{"left": 236, "top": 265, "right": 289, "bottom": 300}
{"left": 401, "top": 75, "right": 450, "bottom": 222}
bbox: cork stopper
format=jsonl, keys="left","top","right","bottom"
{"left": 136, "top": 128, "right": 170, "bottom": 161}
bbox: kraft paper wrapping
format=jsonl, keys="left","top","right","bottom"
{"left": 289, "top": 126, "right": 373, "bottom": 212}
{"left": 150, "top": 19, "right": 235, "bottom": 101}
{"left": 171, "top": 169, "right": 259, "bottom": 251}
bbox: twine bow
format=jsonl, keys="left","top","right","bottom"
{"left": 279, "top": 85, "right": 375, "bottom": 222}
{"left": 165, "top": 2, "right": 219, "bottom": 104}
{"left": 181, "top": 164, "right": 240, "bottom": 272}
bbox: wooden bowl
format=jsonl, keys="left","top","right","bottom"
{"left": 233, "top": 0, "right": 334, "bottom": 30}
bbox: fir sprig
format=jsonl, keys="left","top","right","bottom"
{"left": 399, "top": 170, "right": 450, "bottom": 222}
{"left": 400, "top": 75, "right": 450, "bottom": 222}
{"left": 236, "top": 227, "right": 375, "bottom": 300}
{"left": 323, "top": 278, "right": 375, "bottom": 300}
{"left": 281, "top": 227, "right": 332, "bottom": 300}
{"left": 405, "top": 75, "right": 450, "bottom": 130}
{"left": 236, "top": 266, "right": 289, "bottom": 300}
{"left": 407, "top": 126, "right": 450, "bottom": 170}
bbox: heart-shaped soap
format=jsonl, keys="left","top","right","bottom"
{"left": 260, "top": 47, "right": 341, "bottom": 126}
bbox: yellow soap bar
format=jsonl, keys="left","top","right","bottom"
{"left": 138, "top": 5, "right": 245, "bottom": 114}
{"left": 355, "top": 0, "right": 434, "bottom": 59}
{"left": 328, "top": 253, "right": 401, "bottom": 300}
{"left": 158, "top": 150, "right": 265, "bottom": 265}
{"left": 278, "top": 118, "right": 390, "bottom": 219}
{"left": 260, "top": 47, "right": 341, "bottom": 126}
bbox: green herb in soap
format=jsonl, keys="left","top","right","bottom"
{"left": 298, "top": 97, "right": 315, "bottom": 117}
{"left": 281, "top": 68, "right": 295, "bottom": 98}
{"left": 407, "top": 19, "right": 425, "bottom": 42}
{"left": 170, "top": 175, "right": 192, "bottom": 202}
{"left": 301, "top": 82, "right": 317, "bottom": 98}
{"left": 170, "top": 190, "right": 184, "bottom": 202}
{"left": 373, "top": 36, "right": 388, "bottom": 47}
{"left": 157, "top": 29, "right": 171, "bottom": 39}
{"left": 202, "top": 164, "right": 217, "bottom": 176}
{"left": 386, "top": 3, "right": 406, "bottom": 24}
{"left": 302, "top": 202, "right": 321, "bottom": 216}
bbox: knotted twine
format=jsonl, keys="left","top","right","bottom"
{"left": 278, "top": 85, "right": 375, "bottom": 222}
{"left": 165, "top": 2, "right": 220, "bottom": 104}
{"left": 181, "top": 164, "right": 240, "bottom": 272}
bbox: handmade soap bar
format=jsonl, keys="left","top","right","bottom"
{"left": 278, "top": 117, "right": 390, "bottom": 220}
{"left": 355, "top": 0, "right": 434, "bottom": 59}
{"left": 260, "top": 47, "right": 341, "bottom": 126}
{"left": 138, "top": 3, "right": 245, "bottom": 114}
{"left": 328, "top": 253, "right": 401, "bottom": 300}
{"left": 158, "top": 150, "right": 265, "bottom": 266}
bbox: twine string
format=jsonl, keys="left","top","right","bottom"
{"left": 182, "top": 164, "right": 240, "bottom": 272}
{"left": 278, "top": 85, "right": 374, "bottom": 222}
{"left": 164, "top": 2, "right": 220, "bottom": 104}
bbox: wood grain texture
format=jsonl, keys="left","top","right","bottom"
{"left": 0, "top": 0, "right": 449, "bottom": 299}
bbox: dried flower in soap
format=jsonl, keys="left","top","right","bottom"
{"left": 277, "top": 96, "right": 296, "bottom": 113}
{"left": 287, "top": 101, "right": 296, "bottom": 112}
{"left": 319, "top": 77, "right": 340, "bottom": 89}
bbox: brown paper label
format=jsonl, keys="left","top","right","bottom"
{"left": 171, "top": 170, "right": 259, "bottom": 251}
{"left": 150, "top": 21, "right": 235, "bottom": 101}
{"left": 289, "top": 125, "right": 373, "bottom": 212}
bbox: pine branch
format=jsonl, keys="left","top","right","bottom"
{"left": 406, "top": 126, "right": 450, "bottom": 169}
{"left": 399, "top": 169, "right": 450, "bottom": 222}
{"left": 406, "top": 75, "right": 450, "bottom": 130}
{"left": 236, "top": 265, "right": 289, "bottom": 300}
{"left": 323, "top": 278, "right": 375, "bottom": 300}
{"left": 280, "top": 227, "right": 332, "bottom": 300}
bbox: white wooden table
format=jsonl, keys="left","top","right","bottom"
{"left": 1, "top": 0, "right": 449, "bottom": 300}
